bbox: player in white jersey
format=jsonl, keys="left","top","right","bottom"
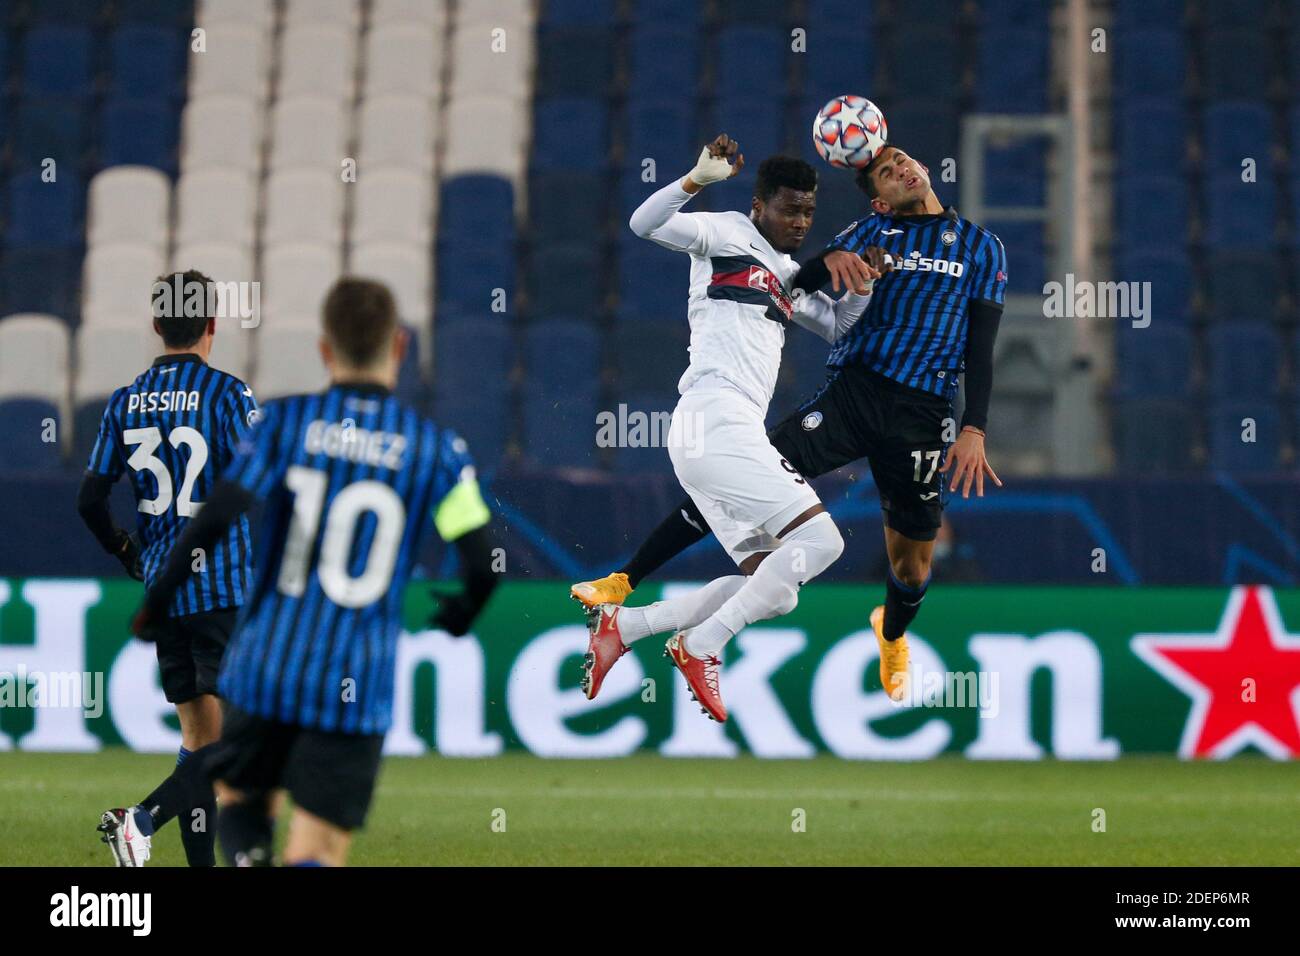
{"left": 581, "top": 135, "right": 891, "bottom": 722}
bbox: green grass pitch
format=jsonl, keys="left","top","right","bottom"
{"left": 3, "top": 751, "right": 1297, "bottom": 866}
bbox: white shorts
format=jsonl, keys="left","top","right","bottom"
{"left": 667, "top": 387, "right": 822, "bottom": 568}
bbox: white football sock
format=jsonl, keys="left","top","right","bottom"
{"left": 616, "top": 575, "right": 747, "bottom": 644}
{"left": 686, "top": 513, "right": 844, "bottom": 658}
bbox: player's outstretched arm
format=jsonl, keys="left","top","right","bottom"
{"left": 76, "top": 472, "right": 143, "bottom": 580}
{"left": 130, "top": 480, "right": 255, "bottom": 635}
{"left": 790, "top": 248, "right": 892, "bottom": 342}
{"left": 628, "top": 133, "right": 743, "bottom": 251}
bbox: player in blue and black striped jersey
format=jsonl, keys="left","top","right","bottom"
{"left": 133, "top": 277, "right": 498, "bottom": 867}
{"left": 573, "top": 144, "right": 1007, "bottom": 700}
{"left": 77, "top": 270, "right": 259, "bottom": 867}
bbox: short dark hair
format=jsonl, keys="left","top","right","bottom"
{"left": 754, "top": 155, "right": 818, "bottom": 201}
{"left": 323, "top": 277, "right": 398, "bottom": 367}
{"left": 152, "top": 270, "right": 213, "bottom": 348}
{"left": 855, "top": 145, "right": 904, "bottom": 200}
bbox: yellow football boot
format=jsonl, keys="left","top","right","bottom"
{"left": 871, "top": 605, "right": 910, "bottom": 702}
{"left": 570, "top": 572, "right": 633, "bottom": 610}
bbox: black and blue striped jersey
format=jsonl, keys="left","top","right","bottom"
{"left": 216, "top": 383, "right": 490, "bottom": 735}
{"left": 823, "top": 207, "right": 1007, "bottom": 400}
{"left": 86, "top": 353, "right": 258, "bottom": 616}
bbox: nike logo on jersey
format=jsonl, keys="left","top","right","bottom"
{"left": 681, "top": 509, "right": 704, "bottom": 533}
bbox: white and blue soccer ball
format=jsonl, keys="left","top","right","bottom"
{"left": 811, "top": 95, "right": 888, "bottom": 169}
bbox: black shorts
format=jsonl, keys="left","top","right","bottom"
{"left": 767, "top": 366, "right": 952, "bottom": 541}
{"left": 209, "top": 704, "right": 385, "bottom": 832}
{"left": 152, "top": 608, "right": 237, "bottom": 704}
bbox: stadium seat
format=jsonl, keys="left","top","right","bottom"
{"left": 1116, "top": 101, "right": 1187, "bottom": 173}
{"left": 181, "top": 95, "right": 263, "bottom": 173}
{"left": 608, "top": 390, "right": 680, "bottom": 477}
{"left": 1113, "top": 0, "right": 1184, "bottom": 30}
{"left": 1203, "top": 102, "right": 1274, "bottom": 177}
{"left": 264, "top": 169, "right": 344, "bottom": 247}
{"left": 284, "top": 0, "right": 359, "bottom": 27}
{"left": 1208, "top": 402, "right": 1281, "bottom": 472}
{"left": 187, "top": 24, "right": 268, "bottom": 100}
{"left": 88, "top": 166, "right": 171, "bottom": 252}
{"left": 715, "top": 27, "right": 786, "bottom": 100}
{"left": 358, "top": 95, "right": 435, "bottom": 173}
{"left": 536, "top": 26, "right": 613, "bottom": 96}
{"left": 364, "top": 22, "right": 440, "bottom": 97}
{"left": 1202, "top": 30, "right": 1273, "bottom": 100}
{"left": 977, "top": 29, "right": 1048, "bottom": 113}
{"left": 0, "top": 314, "right": 70, "bottom": 471}
{"left": 1114, "top": 327, "right": 1193, "bottom": 398}
{"left": 27, "top": 0, "right": 104, "bottom": 22}
{"left": 541, "top": 0, "right": 616, "bottom": 23}
{"left": 434, "top": 312, "right": 513, "bottom": 399}
{"left": 438, "top": 176, "right": 515, "bottom": 243}
{"left": 1115, "top": 250, "right": 1192, "bottom": 325}
{"left": 196, "top": 0, "right": 275, "bottom": 31}
{"left": 1204, "top": 252, "right": 1279, "bottom": 324}
{"left": 1116, "top": 176, "right": 1188, "bottom": 252}
{"left": 1206, "top": 324, "right": 1279, "bottom": 399}
{"left": 100, "top": 97, "right": 177, "bottom": 173}
{"left": 1114, "top": 29, "right": 1184, "bottom": 100}
{"left": 0, "top": 249, "right": 83, "bottom": 321}
{"left": 4, "top": 172, "right": 83, "bottom": 247}
{"left": 448, "top": 26, "right": 533, "bottom": 100}
{"left": 260, "top": 243, "right": 342, "bottom": 322}
{"left": 879, "top": 99, "right": 958, "bottom": 172}
{"left": 176, "top": 168, "right": 257, "bottom": 247}
{"left": 804, "top": 29, "right": 872, "bottom": 101}
{"left": 74, "top": 324, "right": 155, "bottom": 408}
{"left": 985, "top": 141, "right": 1047, "bottom": 208}
{"left": 371, "top": 0, "right": 446, "bottom": 26}
{"left": 894, "top": 23, "right": 959, "bottom": 101}
{"left": 21, "top": 26, "right": 93, "bottom": 97}
{"left": 270, "top": 96, "right": 349, "bottom": 173}
{"left": 802, "top": 170, "right": 869, "bottom": 252}
{"left": 255, "top": 326, "right": 328, "bottom": 398}
{"left": 443, "top": 96, "right": 529, "bottom": 181}
{"left": 625, "top": 99, "right": 695, "bottom": 183}
{"left": 456, "top": 0, "right": 531, "bottom": 28}
{"left": 527, "top": 242, "right": 602, "bottom": 320}
{"left": 118, "top": 0, "right": 197, "bottom": 26}
{"left": 627, "top": 0, "right": 701, "bottom": 24}
{"left": 1113, "top": 398, "right": 1195, "bottom": 472}
{"left": 353, "top": 167, "right": 434, "bottom": 245}
{"left": 12, "top": 95, "right": 88, "bottom": 168}
{"left": 279, "top": 23, "right": 356, "bottom": 101}
{"left": 81, "top": 244, "right": 168, "bottom": 327}
{"left": 627, "top": 27, "right": 699, "bottom": 101}
{"left": 715, "top": 0, "right": 791, "bottom": 20}
{"left": 985, "top": 221, "right": 1043, "bottom": 295}
{"left": 351, "top": 241, "right": 432, "bottom": 328}
{"left": 528, "top": 171, "right": 607, "bottom": 243}
{"left": 1204, "top": 172, "right": 1277, "bottom": 250}
{"left": 615, "top": 236, "right": 688, "bottom": 320}
{"left": 109, "top": 25, "right": 187, "bottom": 100}
{"left": 531, "top": 97, "right": 609, "bottom": 172}
{"left": 171, "top": 241, "right": 255, "bottom": 287}
{"left": 706, "top": 97, "right": 784, "bottom": 167}
{"left": 435, "top": 241, "right": 514, "bottom": 311}
{"left": 609, "top": 321, "right": 690, "bottom": 394}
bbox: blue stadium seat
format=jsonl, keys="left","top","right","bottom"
{"left": 4, "top": 172, "right": 83, "bottom": 246}
{"left": 73, "top": 399, "right": 109, "bottom": 469}
{"left": 527, "top": 242, "right": 603, "bottom": 320}
{"left": 1204, "top": 102, "right": 1274, "bottom": 177}
{"left": 115, "top": 0, "right": 195, "bottom": 27}
{"left": 109, "top": 25, "right": 186, "bottom": 99}
{"left": 521, "top": 322, "right": 601, "bottom": 468}
{"left": 716, "top": 0, "right": 789, "bottom": 21}
{"left": 1204, "top": 172, "right": 1277, "bottom": 250}
{"left": 973, "top": 0, "right": 1049, "bottom": 27}
{"left": 1115, "top": 250, "right": 1191, "bottom": 324}
{"left": 1117, "top": 101, "right": 1187, "bottom": 171}
{"left": 541, "top": 0, "right": 616, "bottom": 24}
{"left": 536, "top": 26, "right": 614, "bottom": 96}
{"left": 21, "top": 25, "right": 93, "bottom": 97}
{"left": 436, "top": 241, "right": 515, "bottom": 310}
{"left": 808, "top": 0, "right": 874, "bottom": 23}
{"left": 707, "top": 97, "right": 785, "bottom": 164}
{"left": 27, "top": 0, "right": 102, "bottom": 23}
{"left": 610, "top": 321, "right": 689, "bottom": 393}
{"left": 1114, "top": 327, "right": 1192, "bottom": 398}
{"left": 894, "top": 25, "right": 958, "bottom": 101}
{"left": 627, "top": 0, "right": 700, "bottom": 24}
{"left": 628, "top": 27, "right": 700, "bottom": 101}
{"left": 625, "top": 99, "right": 696, "bottom": 185}
{"left": 1201, "top": 0, "right": 1273, "bottom": 30}
{"left": 12, "top": 95, "right": 88, "bottom": 167}
{"left": 608, "top": 387, "right": 680, "bottom": 476}
{"left": 1113, "top": 0, "right": 1184, "bottom": 30}
{"left": 0, "top": 247, "right": 82, "bottom": 319}
{"left": 434, "top": 314, "right": 513, "bottom": 469}
{"left": 977, "top": 29, "right": 1048, "bottom": 113}
{"left": 985, "top": 141, "right": 1047, "bottom": 207}
{"left": 880, "top": 99, "right": 958, "bottom": 171}
{"left": 716, "top": 27, "right": 786, "bottom": 100}
{"left": 1206, "top": 324, "right": 1279, "bottom": 398}
{"left": 804, "top": 30, "right": 871, "bottom": 100}
{"left": 803, "top": 169, "right": 868, "bottom": 253}
{"left": 1116, "top": 176, "right": 1188, "bottom": 252}
{"left": 615, "top": 236, "right": 689, "bottom": 321}
{"left": 439, "top": 176, "right": 515, "bottom": 244}
{"left": 0, "top": 400, "right": 64, "bottom": 473}
{"left": 528, "top": 171, "right": 608, "bottom": 243}
{"left": 1203, "top": 31, "right": 1272, "bottom": 100}
{"left": 99, "top": 97, "right": 177, "bottom": 172}
{"left": 435, "top": 393, "right": 510, "bottom": 473}
{"left": 1208, "top": 402, "right": 1281, "bottom": 472}
{"left": 532, "top": 98, "right": 609, "bottom": 172}
{"left": 1113, "top": 398, "right": 1195, "bottom": 472}
{"left": 985, "top": 221, "right": 1042, "bottom": 295}
{"left": 0, "top": 31, "right": 9, "bottom": 84}
{"left": 1205, "top": 252, "right": 1279, "bottom": 324}
{"left": 1114, "top": 29, "right": 1184, "bottom": 99}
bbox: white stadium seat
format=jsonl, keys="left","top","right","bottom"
{"left": 81, "top": 244, "right": 168, "bottom": 327}
{"left": 208, "top": 322, "right": 254, "bottom": 381}
{"left": 189, "top": 24, "right": 268, "bottom": 101}
{"left": 372, "top": 0, "right": 447, "bottom": 28}
{"left": 358, "top": 94, "right": 434, "bottom": 173}
{"left": 256, "top": 326, "right": 330, "bottom": 398}
{"left": 350, "top": 241, "right": 431, "bottom": 329}
{"left": 284, "top": 0, "right": 359, "bottom": 28}
{"left": 454, "top": 0, "right": 532, "bottom": 28}
{"left": 87, "top": 166, "right": 171, "bottom": 252}
{"left": 364, "top": 22, "right": 441, "bottom": 97}
{"left": 263, "top": 169, "right": 345, "bottom": 247}
{"left": 171, "top": 241, "right": 255, "bottom": 287}
{"left": 448, "top": 27, "right": 532, "bottom": 99}
{"left": 74, "top": 324, "right": 155, "bottom": 403}
{"left": 279, "top": 24, "right": 357, "bottom": 101}
{"left": 181, "top": 95, "right": 263, "bottom": 173}
{"left": 196, "top": 0, "right": 275, "bottom": 30}
{"left": 270, "top": 96, "right": 350, "bottom": 174}
{"left": 442, "top": 95, "right": 527, "bottom": 181}
{"left": 0, "top": 314, "right": 69, "bottom": 404}
{"left": 353, "top": 167, "right": 433, "bottom": 245}
{"left": 260, "top": 242, "right": 342, "bottom": 322}
{"left": 176, "top": 168, "right": 257, "bottom": 247}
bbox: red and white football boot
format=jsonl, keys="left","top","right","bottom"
{"left": 664, "top": 632, "right": 727, "bottom": 722}
{"left": 581, "top": 603, "right": 630, "bottom": 700}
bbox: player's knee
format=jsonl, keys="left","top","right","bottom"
{"left": 891, "top": 553, "right": 931, "bottom": 589}
{"left": 772, "top": 587, "right": 799, "bottom": 617}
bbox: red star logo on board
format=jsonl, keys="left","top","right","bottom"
{"left": 1131, "top": 586, "right": 1300, "bottom": 758}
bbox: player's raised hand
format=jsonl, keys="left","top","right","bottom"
{"left": 861, "top": 246, "right": 894, "bottom": 279}
{"left": 824, "top": 249, "right": 875, "bottom": 294}
{"left": 684, "top": 134, "right": 743, "bottom": 191}
{"left": 940, "top": 427, "right": 1003, "bottom": 499}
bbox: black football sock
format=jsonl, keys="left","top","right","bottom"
{"left": 883, "top": 567, "right": 930, "bottom": 640}
{"left": 218, "top": 799, "right": 275, "bottom": 867}
{"left": 617, "top": 496, "right": 709, "bottom": 588}
{"left": 137, "top": 744, "right": 219, "bottom": 865}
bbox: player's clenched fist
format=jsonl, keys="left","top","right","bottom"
{"left": 683, "top": 133, "right": 744, "bottom": 192}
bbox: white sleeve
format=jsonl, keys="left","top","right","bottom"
{"left": 628, "top": 181, "right": 728, "bottom": 255}
{"left": 789, "top": 287, "right": 875, "bottom": 344}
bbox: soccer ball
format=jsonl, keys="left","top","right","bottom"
{"left": 811, "top": 95, "right": 888, "bottom": 169}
